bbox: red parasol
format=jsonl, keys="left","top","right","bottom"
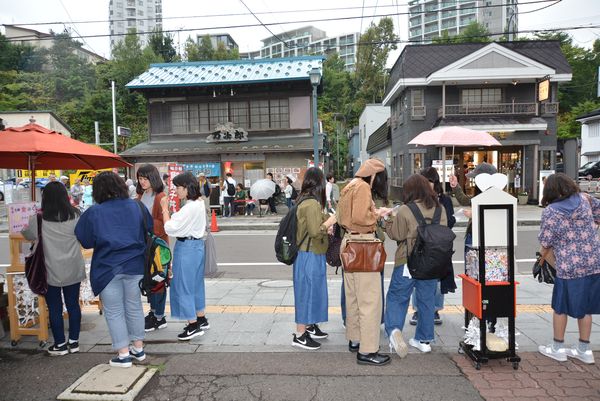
{"left": 0, "top": 123, "right": 131, "bottom": 200}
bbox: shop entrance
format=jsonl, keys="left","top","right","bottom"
{"left": 454, "top": 147, "right": 522, "bottom": 196}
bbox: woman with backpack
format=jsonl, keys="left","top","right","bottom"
{"left": 161, "top": 172, "right": 209, "bottom": 341}
{"left": 383, "top": 174, "right": 449, "bottom": 357}
{"left": 135, "top": 164, "right": 169, "bottom": 333}
{"left": 22, "top": 182, "right": 85, "bottom": 356}
{"left": 408, "top": 167, "right": 456, "bottom": 327}
{"left": 75, "top": 172, "right": 151, "bottom": 368}
{"left": 292, "top": 167, "right": 337, "bottom": 350}
{"left": 337, "top": 158, "right": 391, "bottom": 366}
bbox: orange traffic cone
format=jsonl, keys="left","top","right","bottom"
{"left": 210, "top": 209, "right": 219, "bottom": 232}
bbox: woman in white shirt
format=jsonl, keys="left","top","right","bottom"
{"left": 160, "top": 172, "right": 208, "bottom": 341}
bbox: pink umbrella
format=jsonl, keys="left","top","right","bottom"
{"left": 408, "top": 126, "right": 501, "bottom": 147}
{"left": 408, "top": 126, "right": 501, "bottom": 189}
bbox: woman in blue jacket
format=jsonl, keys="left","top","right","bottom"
{"left": 75, "top": 172, "right": 152, "bottom": 368}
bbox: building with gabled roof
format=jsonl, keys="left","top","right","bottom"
{"left": 123, "top": 56, "right": 324, "bottom": 188}
{"left": 383, "top": 40, "right": 571, "bottom": 201}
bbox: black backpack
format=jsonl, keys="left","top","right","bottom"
{"left": 226, "top": 180, "right": 235, "bottom": 196}
{"left": 291, "top": 186, "right": 298, "bottom": 200}
{"left": 406, "top": 202, "right": 455, "bottom": 280}
{"left": 135, "top": 201, "right": 172, "bottom": 298}
{"left": 274, "top": 197, "right": 313, "bottom": 265}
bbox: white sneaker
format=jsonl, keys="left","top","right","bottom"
{"left": 389, "top": 329, "right": 408, "bottom": 358}
{"left": 409, "top": 338, "right": 431, "bottom": 353}
{"left": 567, "top": 347, "right": 595, "bottom": 364}
{"left": 538, "top": 344, "right": 567, "bottom": 362}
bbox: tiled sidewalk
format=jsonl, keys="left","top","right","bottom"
{"left": 453, "top": 352, "right": 600, "bottom": 400}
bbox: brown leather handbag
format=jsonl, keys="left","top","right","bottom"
{"left": 340, "top": 233, "right": 386, "bottom": 273}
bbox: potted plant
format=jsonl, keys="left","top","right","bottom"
{"left": 517, "top": 191, "right": 528, "bottom": 205}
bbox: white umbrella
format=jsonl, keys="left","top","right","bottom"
{"left": 250, "top": 179, "right": 276, "bottom": 200}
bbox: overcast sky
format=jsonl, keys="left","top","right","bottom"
{"left": 2, "top": 0, "right": 599, "bottom": 64}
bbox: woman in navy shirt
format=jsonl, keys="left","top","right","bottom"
{"left": 75, "top": 172, "right": 152, "bottom": 368}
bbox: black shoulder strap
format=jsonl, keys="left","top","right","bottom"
{"left": 431, "top": 206, "right": 442, "bottom": 225}
{"left": 135, "top": 200, "right": 149, "bottom": 235}
{"left": 407, "top": 202, "right": 426, "bottom": 226}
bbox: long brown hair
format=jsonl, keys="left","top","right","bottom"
{"left": 299, "top": 167, "right": 326, "bottom": 208}
{"left": 402, "top": 174, "right": 439, "bottom": 209}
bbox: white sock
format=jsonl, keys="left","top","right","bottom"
{"left": 118, "top": 352, "right": 130, "bottom": 359}
{"left": 68, "top": 339, "right": 78, "bottom": 344}
{"left": 131, "top": 346, "right": 143, "bottom": 353}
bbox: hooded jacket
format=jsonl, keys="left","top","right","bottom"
{"left": 538, "top": 193, "right": 600, "bottom": 279}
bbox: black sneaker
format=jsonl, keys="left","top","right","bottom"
{"left": 144, "top": 312, "right": 156, "bottom": 332}
{"left": 177, "top": 323, "right": 204, "bottom": 341}
{"left": 409, "top": 312, "right": 418, "bottom": 326}
{"left": 68, "top": 341, "right": 80, "bottom": 354}
{"left": 291, "top": 332, "right": 321, "bottom": 350}
{"left": 47, "top": 343, "right": 68, "bottom": 356}
{"left": 434, "top": 311, "right": 442, "bottom": 325}
{"left": 197, "top": 316, "right": 210, "bottom": 330}
{"left": 144, "top": 311, "right": 155, "bottom": 326}
{"left": 306, "top": 324, "right": 328, "bottom": 339}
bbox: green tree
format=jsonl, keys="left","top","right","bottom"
{"left": 213, "top": 42, "right": 230, "bottom": 60}
{"left": 198, "top": 35, "right": 214, "bottom": 61}
{"left": 354, "top": 17, "right": 398, "bottom": 107}
{"left": 432, "top": 22, "right": 491, "bottom": 44}
{"left": 148, "top": 29, "right": 177, "bottom": 62}
{"left": 184, "top": 36, "right": 201, "bottom": 61}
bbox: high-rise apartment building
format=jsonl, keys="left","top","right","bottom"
{"left": 109, "top": 0, "right": 163, "bottom": 50}
{"left": 256, "top": 26, "right": 360, "bottom": 70}
{"left": 408, "top": 0, "right": 518, "bottom": 43}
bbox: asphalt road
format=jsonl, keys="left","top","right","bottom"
{"left": 0, "top": 227, "right": 541, "bottom": 279}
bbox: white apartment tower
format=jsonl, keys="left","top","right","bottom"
{"left": 408, "top": 0, "right": 518, "bottom": 43}
{"left": 109, "top": 0, "right": 163, "bottom": 50}
{"left": 258, "top": 26, "right": 360, "bottom": 70}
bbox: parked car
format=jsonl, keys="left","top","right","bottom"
{"left": 578, "top": 161, "right": 600, "bottom": 178}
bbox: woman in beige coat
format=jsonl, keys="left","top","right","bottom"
{"left": 337, "top": 158, "right": 391, "bottom": 366}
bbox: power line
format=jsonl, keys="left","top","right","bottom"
{"left": 237, "top": 0, "right": 292, "bottom": 49}
{"left": 5, "top": 0, "right": 555, "bottom": 30}
{"left": 4, "top": 0, "right": 571, "bottom": 44}
{"left": 518, "top": 0, "right": 561, "bottom": 14}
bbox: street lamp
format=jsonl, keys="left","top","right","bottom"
{"left": 309, "top": 67, "right": 321, "bottom": 168}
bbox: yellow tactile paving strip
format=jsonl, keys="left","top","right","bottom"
{"left": 81, "top": 303, "right": 553, "bottom": 314}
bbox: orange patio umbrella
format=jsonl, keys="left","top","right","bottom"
{"left": 0, "top": 122, "right": 131, "bottom": 200}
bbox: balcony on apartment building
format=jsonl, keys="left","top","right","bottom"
{"left": 437, "top": 101, "right": 559, "bottom": 117}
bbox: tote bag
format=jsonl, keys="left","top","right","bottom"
{"left": 24, "top": 214, "right": 48, "bottom": 295}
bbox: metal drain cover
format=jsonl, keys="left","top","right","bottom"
{"left": 258, "top": 280, "right": 293, "bottom": 288}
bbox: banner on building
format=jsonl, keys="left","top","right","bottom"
{"left": 167, "top": 163, "right": 184, "bottom": 213}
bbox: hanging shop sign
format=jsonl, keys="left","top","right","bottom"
{"left": 206, "top": 122, "right": 248, "bottom": 143}
{"left": 181, "top": 162, "right": 221, "bottom": 177}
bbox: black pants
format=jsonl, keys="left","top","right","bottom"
{"left": 268, "top": 196, "right": 277, "bottom": 213}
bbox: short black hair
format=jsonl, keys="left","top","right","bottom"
{"left": 326, "top": 173, "right": 334, "bottom": 181}
{"left": 421, "top": 167, "right": 442, "bottom": 195}
{"left": 266, "top": 172, "right": 273, "bottom": 179}
{"left": 136, "top": 164, "right": 164, "bottom": 195}
{"left": 162, "top": 174, "right": 169, "bottom": 180}
{"left": 92, "top": 172, "right": 129, "bottom": 204}
{"left": 226, "top": 172, "right": 232, "bottom": 177}
{"left": 541, "top": 173, "right": 579, "bottom": 207}
{"left": 172, "top": 171, "right": 201, "bottom": 200}
{"left": 42, "top": 182, "right": 80, "bottom": 222}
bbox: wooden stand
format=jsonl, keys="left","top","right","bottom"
{"left": 7, "top": 233, "right": 49, "bottom": 347}
{"left": 459, "top": 204, "right": 521, "bottom": 370}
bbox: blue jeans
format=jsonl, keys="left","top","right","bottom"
{"left": 99, "top": 274, "right": 145, "bottom": 350}
{"left": 411, "top": 281, "right": 444, "bottom": 312}
{"left": 341, "top": 270, "right": 385, "bottom": 325}
{"left": 286, "top": 198, "right": 292, "bottom": 209}
{"left": 170, "top": 239, "right": 206, "bottom": 321}
{"left": 223, "top": 197, "right": 234, "bottom": 216}
{"left": 384, "top": 265, "right": 437, "bottom": 342}
{"left": 149, "top": 291, "right": 166, "bottom": 320}
{"left": 45, "top": 283, "right": 81, "bottom": 344}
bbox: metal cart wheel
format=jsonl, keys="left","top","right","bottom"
{"left": 512, "top": 362, "right": 519, "bottom": 370}
{"left": 475, "top": 362, "right": 481, "bottom": 370}
{"left": 10, "top": 340, "right": 18, "bottom": 347}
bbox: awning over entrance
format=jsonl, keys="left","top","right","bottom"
{"left": 435, "top": 116, "right": 547, "bottom": 132}
{"left": 120, "top": 134, "right": 319, "bottom": 158}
